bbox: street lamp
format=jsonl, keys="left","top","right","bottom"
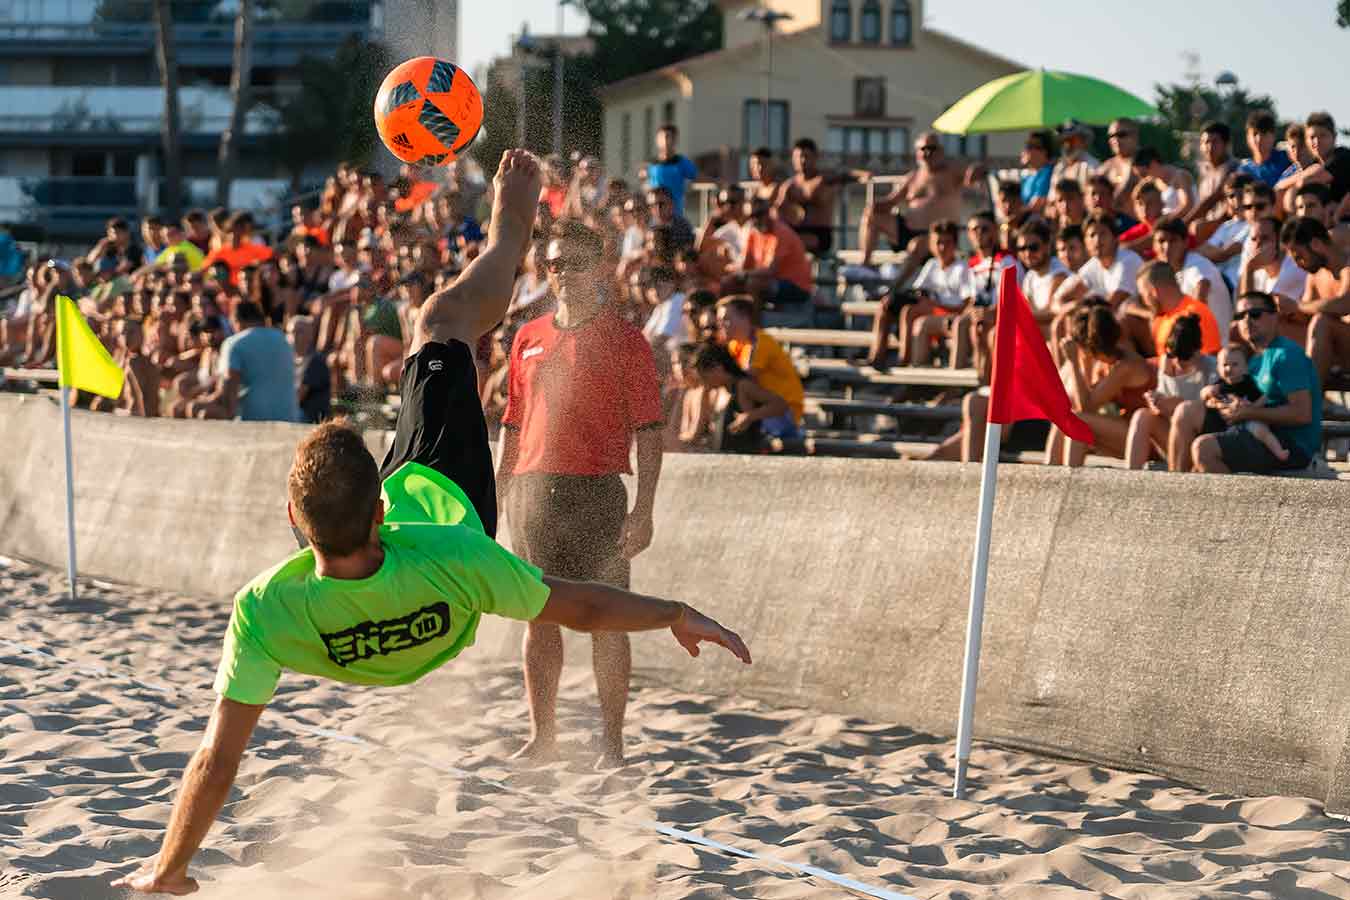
{"left": 739, "top": 6, "right": 792, "bottom": 155}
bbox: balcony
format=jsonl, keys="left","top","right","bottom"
{"left": 0, "top": 174, "right": 291, "bottom": 239}
{"left": 0, "top": 85, "right": 279, "bottom": 146}
{"left": 0, "top": 0, "right": 376, "bottom": 63}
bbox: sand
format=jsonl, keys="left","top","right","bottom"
{"left": 3, "top": 556, "right": 1350, "bottom": 899}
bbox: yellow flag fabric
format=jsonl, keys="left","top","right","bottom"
{"left": 55, "top": 294, "right": 124, "bottom": 400}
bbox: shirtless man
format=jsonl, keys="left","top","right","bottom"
{"left": 1131, "top": 146, "right": 1195, "bottom": 219}
{"left": 857, "top": 132, "right": 966, "bottom": 283}
{"left": 1097, "top": 118, "right": 1140, "bottom": 215}
{"left": 1294, "top": 183, "right": 1350, "bottom": 255}
{"left": 110, "top": 150, "right": 750, "bottom": 896}
{"left": 116, "top": 317, "right": 160, "bottom": 417}
{"left": 1283, "top": 216, "right": 1350, "bottom": 384}
{"left": 772, "top": 137, "right": 867, "bottom": 256}
{"left": 748, "top": 147, "right": 780, "bottom": 204}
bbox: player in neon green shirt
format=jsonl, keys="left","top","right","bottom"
{"left": 114, "top": 150, "right": 750, "bottom": 896}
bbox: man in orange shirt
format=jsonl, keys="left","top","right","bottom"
{"left": 722, "top": 197, "right": 814, "bottom": 309}
{"left": 1134, "top": 259, "right": 1223, "bottom": 357}
{"left": 202, "top": 212, "right": 274, "bottom": 286}
{"left": 716, "top": 294, "right": 804, "bottom": 437}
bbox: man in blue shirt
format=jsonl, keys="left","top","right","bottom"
{"left": 1237, "top": 110, "right": 1292, "bottom": 189}
{"left": 1190, "top": 290, "right": 1321, "bottom": 474}
{"left": 646, "top": 123, "right": 699, "bottom": 217}
{"left": 193, "top": 301, "right": 299, "bottom": 422}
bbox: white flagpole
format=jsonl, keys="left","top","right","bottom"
{"left": 953, "top": 419, "right": 1001, "bottom": 799}
{"left": 60, "top": 385, "right": 78, "bottom": 601}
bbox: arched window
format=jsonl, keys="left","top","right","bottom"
{"left": 830, "top": 0, "right": 852, "bottom": 42}
{"left": 860, "top": 0, "right": 881, "bottom": 43}
{"left": 891, "top": 0, "right": 912, "bottom": 45}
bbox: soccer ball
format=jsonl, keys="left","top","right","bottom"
{"left": 374, "top": 57, "right": 483, "bottom": 167}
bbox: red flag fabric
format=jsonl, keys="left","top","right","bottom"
{"left": 988, "top": 266, "right": 1095, "bottom": 444}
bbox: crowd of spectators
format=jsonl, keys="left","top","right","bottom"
{"left": 3, "top": 107, "right": 1348, "bottom": 477}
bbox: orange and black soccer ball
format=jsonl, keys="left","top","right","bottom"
{"left": 374, "top": 57, "right": 483, "bottom": 166}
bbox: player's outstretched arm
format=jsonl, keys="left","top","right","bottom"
{"left": 112, "top": 697, "right": 264, "bottom": 895}
{"left": 412, "top": 149, "right": 543, "bottom": 354}
{"left": 536, "top": 576, "right": 752, "bottom": 665}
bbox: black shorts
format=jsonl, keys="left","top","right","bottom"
{"left": 380, "top": 340, "right": 498, "bottom": 538}
{"left": 769, "top": 279, "right": 813, "bottom": 306}
{"left": 793, "top": 224, "right": 834, "bottom": 256}
{"left": 891, "top": 215, "right": 923, "bottom": 252}
{"left": 504, "top": 473, "right": 630, "bottom": 588}
{"left": 1214, "top": 425, "right": 1310, "bottom": 474}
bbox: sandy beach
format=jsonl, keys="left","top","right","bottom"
{"left": 3, "top": 555, "right": 1350, "bottom": 900}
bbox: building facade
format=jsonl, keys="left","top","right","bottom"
{"left": 598, "top": 0, "right": 1024, "bottom": 185}
{"left": 0, "top": 0, "right": 384, "bottom": 242}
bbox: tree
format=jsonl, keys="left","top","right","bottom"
{"left": 268, "top": 38, "right": 388, "bottom": 193}
{"left": 152, "top": 0, "right": 184, "bottom": 218}
{"left": 1149, "top": 82, "right": 1279, "bottom": 165}
{"left": 571, "top": 0, "right": 722, "bottom": 85}
{"left": 470, "top": 66, "right": 521, "bottom": 176}
{"left": 216, "top": 0, "right": 254, "bottom": 207}
{"left": 1338, "top": 0, "right": 1350, "bottom": 27}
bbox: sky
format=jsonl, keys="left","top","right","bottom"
{"left": 460, "top": 1, "right": 1350, "bottom": 132}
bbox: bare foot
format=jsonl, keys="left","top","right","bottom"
{"left": 1271, "top": 443, "right": 1290, "bottom": 461}
{"left": 510, "top": 736, "right": 559, "bottom": 763}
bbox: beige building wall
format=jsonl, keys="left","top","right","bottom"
{"left": 602, "top": 81, "right": 689, "bottom": 183}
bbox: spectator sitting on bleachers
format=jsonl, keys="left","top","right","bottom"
{"left": 1131, "top": 147, "right": 1196, "bottom": 219}
{"left": 721, "top": 197, "right": 813, "bottom": 311}
{"left": 1049, "top": 120, "right": 1099, "bottom": 206}
{"left": 1098, "top": 118, "right": 1141, "bottom": 214}
{"left": 1045, "top": 299, "right": 1155, "bottom": 467}
{"left": 693, "top": 340, "right": 791, "bottom": 453}
{"left": 155, "top": 221, "right": 206, "bottom": 271}
{"left": 140, "top": 216, "right": 166, "bottom": 258}
{"left": 887, "top": 220, "right": 974, "bottom": 369}
{"left": 1124, "top": 314, "right": 1215, "bottom": 469}
{"left": 748, "top": 146, "right": 780, "bottom": 203}
{"left": 1152, "top": 217, "right": 1233, "bottom": 338}
{"left": 112, "top": 317, "right": 159, "bottom": 418}
{"left": 1132, "top": 259, "right": 1223, "bottom": 360}
{"left": 684, "top": 289, "right": 718, "bottom": 342}
{"left": 168, "top": 315, "right": 225, "bottom": 418}
{"left": 1189, "top": 122, "right": 1237, "bottom": 225}
{"left": 698, "top": 184, "right": 747, "bottom": 263}
{"left": 1019, "top": 219, "right": 1070, "bottom": 332}
{"left": 1085, "top": 174, "right": 1137, "bottom": 235}
{"left": 956, "top": 211, "right": 1019, "bottom": 377}
{"left": 772, "top": 137, "right": 868, "bottom": 257}
{"left": 669, "top": 342, "right": 712, "bottom": 451}
{"left": 1119, "top": 179, "right": 1166, "bottom": 257}
{"left": 855, "top": 132, "right": 965, "bottom": 280}
{"left": 642, "top": 265, "right": 686, "bottom": 360}
{"left": 1055, "top": 224, "right": 1090, "bottom": 275}
{"left": 645, "top": 186, "right": 695, "bottom": 251}
{"left": 981, "top": 130, "right": 1056, "bottom": 217}
{"left": 86, "top": 217, "right": 145, "bottom": 275}
{"left": 286, "top": 314, "right": 330, "bottom": 425}
{"left": 1282, "top": 216, "right": 1350, "bottom": 386}
{"left": 716, "top": 294, "right": 804, "bottom": 436}
{"left": 202, "top": 212, "right": 273, "bottom": 287}
{"left": 1053, "top": 214, "right": 1144, "bottom": 348}
{"left": 1294, "top": 183, "right": 1350, "bottom": 255}
{"left": 1195, "top": 171, "right": 1254, "bottom": 283}
{"left": 993, "top": 180, "right": 1029, "bottom": 255}
{"left": 1051, "top": 178, "right": 1089, "bottom": 231}
{"left": 1238, "top": 110, "right": 1292, "bottom": 189}
{"left": 1239, "top": 216, "right": 1308, "bottom": 345}
{"left": 1179, "top": 291, "right": 1321, "bottom": 474}
{"left": 192, "top": 301, "right": 297, "bottom": 422}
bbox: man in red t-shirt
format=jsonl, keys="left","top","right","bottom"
{"left": 722, "top": 197, "right": 814, "bottom": 309}
{"left": 498, "top": 219, "right": 665, "bottom": 767}
{"left": 201, "top": 212, "right": 274, "bottom": 286}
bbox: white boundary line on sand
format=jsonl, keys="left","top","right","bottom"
{"left": 0, "top": 633, "right": 920, "bottom": 900}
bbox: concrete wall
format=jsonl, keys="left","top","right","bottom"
{"left": 6, "top": 392, "right": 1350, "bottom": 812}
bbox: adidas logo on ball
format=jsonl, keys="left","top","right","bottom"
{"left": 391, "top": 132, "right": 414, "bottom": 150}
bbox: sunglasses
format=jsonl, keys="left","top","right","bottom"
{"left": 1108, "top": 131, "right": 1133, "bottom": 139}
{"left": 1017, "top": 242, "right": 1043, "bottom": 253}
{"left": 917, "top": 145, "right": 940, "bottom": 153}
{"left": 1233, "top": 308, "right": 1271, "bottom": 321}
{"left": 1242, "top": 202, "right": 1270, "bottom": 210}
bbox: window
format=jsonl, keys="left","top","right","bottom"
{"left": 827, "top": 124, "right": 909, "bottom": 161}
{"left": 859, "top": 0, "right": 881, "bottom": 43}
{"left": 940, "top": 133, "right": 988, "bottom": 159}
{"left": 890, "top": 0, "right": 912, "bottom": 45}
{"left": 829, "top": 0, "right": 851, "bottom": 42}
{"left": 643, "top": 106, "right": 654, "bottom": 159}
{"left": 662, "top": 100, "right": 675, "bottom": 126}
{"left": 854, "top": 78, "right": 885, "bottom": 118}
{"left": 743, "top": 99, "right": 790, "bottom": 154}
{"left": 620, "top": 111, "right": 632, "bottom": 175}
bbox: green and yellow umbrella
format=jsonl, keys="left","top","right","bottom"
{"left": 932, "top": 69, "right": 1159, "bottom": 134}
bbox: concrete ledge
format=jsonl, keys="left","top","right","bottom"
{"left": 6, "top": 393, "right": 1350, "bottom": 811}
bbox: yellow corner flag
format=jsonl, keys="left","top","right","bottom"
{"left": 55, "top": 294, "right": 123, "bottom": 400}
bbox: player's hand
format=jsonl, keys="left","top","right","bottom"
{"left": 111, "top": 864, "right": 198, "bottom": 895}
{"left": 672, "top": 605, "right": 752, "bottom": 664}
{"left": 618, "top": 508, "right": 654, "bottom": 559}
{"left": 494, "top": 149, "right": 544, "bottom": 227}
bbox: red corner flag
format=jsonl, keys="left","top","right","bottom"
{"left": 988, "top": 266, "right": 1094, "bottom": 443}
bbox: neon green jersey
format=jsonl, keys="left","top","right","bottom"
{"left": 213, "top": 463, "right": 549, "bottom": 705}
